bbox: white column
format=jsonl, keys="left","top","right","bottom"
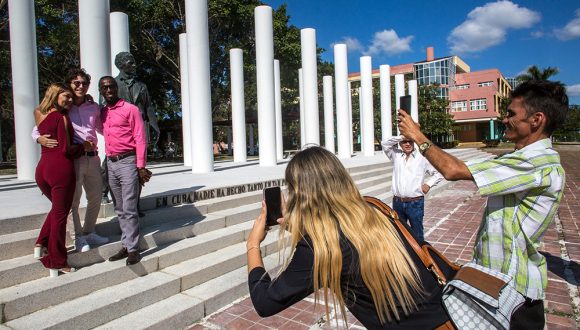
{"left": 274, "top": 59, "right": 283, "bottom": 160}
{"left": 227, "top": 127, "right": 232, "bottom": 156}
{"left": 408, "top": 79, "right": 419, "bottom": 122}
{"left": 186, "top": 0, "right": 214, "bottom": 173}
{"left": 334, "top": 44, "right": 350, "bottom": 159}
{"left": 323, "top": 76, "right": 335, "bottom": 153}
{"left": 254, "top": 6, "right": 277, "bottom": 166}
{"left": 360, "top": 56, "right": 375, "bottom": 156}
{"left": 380, "top": 65, "right": 392, "bottom": 141}
{"left": 358, "top": 87, "right": 363, "bottom": 149}
{"left": 348, "top": 81, "right": 353, "bottom": 155}
{"left": 179, "top": 33, "right": 192, "bottom": 166}
{"left": 79, "top": 0, "right": 111, "bottom": 161}
{"left": 298, "top": 68, "right": 305, "bottom": 148}
{"left": 394, "top": 74, "right": 405, "bottom": 110}
{"left": 300, "top": 28, "right": 319, "bottom": 145}
{"left": 230, "top": 48, "right": 247, "bottom": 163}
{"left": 394, "top": 74, "right": 405, "bottom": 135}
{"left": 110, "top": 12, "right": 130, "bottom": 77}
{"left": 8, "top": 0, "right": 39, "bottom": 180}
{"left": 249, "top": 124, "right": 255, "bottom": 155}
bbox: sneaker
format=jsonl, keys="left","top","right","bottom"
{"left": 75, "top": 236, "right": 90, "bottom": 252}
{"left": 84, "top": 232, "right": 109, "bottom": 246}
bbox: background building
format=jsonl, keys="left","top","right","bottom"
{"left": 349, "top": 46, "right": 511, "bottom": 143}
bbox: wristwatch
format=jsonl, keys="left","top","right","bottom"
{"left": 419, "top": 141, "right": 432, "bottom": 155}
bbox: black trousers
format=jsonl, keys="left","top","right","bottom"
{"left": 510, "top": 298, "right": 544, "bottom": 330}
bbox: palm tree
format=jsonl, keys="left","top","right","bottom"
{"left": 516, "top": 65, "right": 559, "bottom": 82}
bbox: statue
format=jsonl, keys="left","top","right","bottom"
{"left": 114, "top": 52, "right": 161, "bottom": 156}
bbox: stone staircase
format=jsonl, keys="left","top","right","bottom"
{"left": 0, "top": 148, "right": 493, "bottom": 329}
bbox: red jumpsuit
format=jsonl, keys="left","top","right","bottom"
{"left": 35, "top": 111, "right": 80, "bottom": 269}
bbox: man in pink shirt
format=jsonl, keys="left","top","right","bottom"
{"left": 99, "top": 76, "right": 151, "bottom": 266}
{"left": 32, "top": 68, "right": 109, "bottom": 252}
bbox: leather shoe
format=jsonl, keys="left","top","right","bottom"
{"left": 108, "top": 248, "right": 128, "bottom": 262}
{"left": 126, "top": 251, "right": 141, "bottom": 265}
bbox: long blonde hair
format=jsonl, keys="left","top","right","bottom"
{"left": 37, "top": 83, "right": 71, "bottom": 115}
{"left": 278, "top": 146, "right": 422, "bottom": 325}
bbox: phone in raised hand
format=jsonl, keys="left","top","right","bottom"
{"left": 263, "top": 187, "right": 282, "bottom": 227}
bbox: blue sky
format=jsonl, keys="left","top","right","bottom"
{"left": 264, "top": 0, "right": 580, "bottom": 105}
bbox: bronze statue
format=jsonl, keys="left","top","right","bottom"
{"left": 114, "top": 52, "right": 160, "bottom": 155}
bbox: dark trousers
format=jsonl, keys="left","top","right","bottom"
{"left": 510, "top": 298, "right": 544, "bottom": 330}
{"left": 393, "top": 196, "right": 425, "bottom": 242}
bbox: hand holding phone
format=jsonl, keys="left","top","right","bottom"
{"left": 400, "top": 95, "right": 411, "bottom": 114}
{"left": 263, "top": 187, "right": 283, "bottom": 227}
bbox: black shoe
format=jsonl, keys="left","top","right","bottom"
{"left": 108, "top": 248, "right": 128, "bottom": 262}
{"left": 126, "top": 251, "right": 141, "bottom": 265}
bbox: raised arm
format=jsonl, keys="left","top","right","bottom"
{"left": 398, "top": 110, "right": 472, "bottom": 181}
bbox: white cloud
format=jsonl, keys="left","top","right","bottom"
{"left": 567, "top": 84, "right": 580, "bottom": 97}
{"left": 331, "top": 29, "right": 414, "bottom": 56}
{"left": 331, "top": 37, "right": 364, "bottom": 53}
{"left": 530, "top": 30, "right": 544, "bottom": 38}
{"left": 554, "top": 9, "right": 580, "bottom": 40}
{"left": 448, "top": 1, "right": 540, "bottom": 54}
{"left": 365, "top": 29, "right": 414, "bottom": 56}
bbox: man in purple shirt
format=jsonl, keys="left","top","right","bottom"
{"left": 33, "top": 68, "right": 109, "bottom": 252}
{"left": 99, "top": 76, "right": 151, "bottom": 266}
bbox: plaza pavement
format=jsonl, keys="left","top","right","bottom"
{"left": 188, "top": 146, "right": 580, "bottom": 330}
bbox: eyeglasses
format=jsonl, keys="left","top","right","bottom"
{"left": 72, "top": 81, "right": 89, "bottom": 87}
{"left": 100, "top": 85, "right": 116, "bottom": 90}
{"left": 400, "top": 140, "right": 413, "bottom": 145}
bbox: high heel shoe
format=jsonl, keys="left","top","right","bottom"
{"left": 33, "top": 245, "right": 48, "bottom": 260}
{"left": 49, "top": 267, "right": 77, "bottom": 278}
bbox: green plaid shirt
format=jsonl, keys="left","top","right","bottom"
{"left": 466, "top": 139, "right": 565, "bottom": 299}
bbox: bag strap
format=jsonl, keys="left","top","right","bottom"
{"left": 364, "top": 196, "right": 449, "bottom": 285}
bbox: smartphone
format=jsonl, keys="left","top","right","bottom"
{"left": 400, "top": 95, "right": 412, "bottom": 114}
{"left": 263, "top": 187, "right": 282, "bottom": 227}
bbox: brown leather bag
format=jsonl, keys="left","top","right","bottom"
{"left": 364, "top": 196, "right": 461, "bottom": 285}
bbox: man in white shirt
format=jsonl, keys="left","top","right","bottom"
{"left": 382, "top": 136, "right": 443, "bottom": 242}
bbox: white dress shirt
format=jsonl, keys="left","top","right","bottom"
{"left": 382, "top": 136, "right": 443, "bottom": 198}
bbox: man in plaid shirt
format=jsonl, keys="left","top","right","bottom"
{"left": 398, "top": 80, "right": 568, "bottom": 329}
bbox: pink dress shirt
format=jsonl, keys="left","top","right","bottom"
{"left": 102, "top": 99, "right": 147, "bottom": 168}
{"left": 32, "top": 101, "right": 102, "bottom": 146}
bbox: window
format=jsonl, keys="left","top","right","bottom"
{"left": 452, "top": 101, "right": 467, "bottom": 112}
{"left": 470, "top": 98, "right": 487, "bottom": 111}
{"left": 478, "top": 81, "right": 493, "bottom": 87}
{"left": 456, "top": 84, "right": 469, "bottom": 90}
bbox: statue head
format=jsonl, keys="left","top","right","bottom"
{"left": 114, "top": 52, "right": 137, "bottom": 77}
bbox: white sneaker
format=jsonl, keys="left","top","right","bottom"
{"left": 84, "top": 232, "right": 109, "bottom": 246}
{"left": 75, "top": 236, "right": 90, "bottom": 252}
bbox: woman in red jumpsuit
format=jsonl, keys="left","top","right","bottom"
{"left": 34, "top": 83, "right": 85, "bottom": 277}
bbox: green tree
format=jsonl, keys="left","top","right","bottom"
{"left": 516, "top": 65, "right": 559, "bottom": 82}
{"left": 417, "top": 84, "right": 454, "bottom": 145}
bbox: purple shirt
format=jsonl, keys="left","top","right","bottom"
{"left": 102, "top": 99, "right": 147, "bottom": 168}
{"left": 32, "top": 101, "right": 102, "bottom": 147}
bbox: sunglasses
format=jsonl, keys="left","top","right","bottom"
{"left": 72, "top": 81, "right": 89, "bottom": 87}
{"left": 400, "top": 140, "right": 413, "bottom": 145}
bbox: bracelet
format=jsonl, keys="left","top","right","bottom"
{"left": 247, "top": 245, "right": 261, "bottom": 253}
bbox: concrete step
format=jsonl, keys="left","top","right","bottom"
{"left": 0, "top": 228, "right": 281, "bottom": 325}
{"left": 94, "top": 250, "right": 285, "bottom": 330}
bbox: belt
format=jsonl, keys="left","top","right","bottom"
{"left": 108, "top": 150, "right": 136, "bottom": 162}
{"left": 393, "top": 195, "right": 424, "bottom": 202}
{"left": 83, "top": 151, "right": 98, "bottom": 157}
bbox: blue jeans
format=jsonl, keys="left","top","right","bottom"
{"left": 393, "top": 197, "right": 425, "bottom": 242}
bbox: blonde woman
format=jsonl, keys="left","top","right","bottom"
{"left": 247, "top": 146, "right": 450, "bottom": 329}
{"left": 34, "top": 83, "right": 86, "bottom": 277}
